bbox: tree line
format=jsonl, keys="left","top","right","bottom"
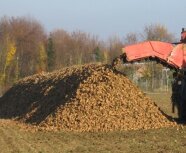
{"left": 0, "top": 16, "right": 175, "bottom": 94}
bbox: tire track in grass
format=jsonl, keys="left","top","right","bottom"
{"left": 0, "top": 120, "right": 37, "bottom": 153}
{"left": 0, "top": 127, "right": 20, "bottom": 152}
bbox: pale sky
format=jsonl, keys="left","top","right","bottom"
{"left": 0, "top": 0, "right": 186, "bottom": 40}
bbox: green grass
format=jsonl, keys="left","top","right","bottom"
{"left": 0, "top": 92, "right": 185, "bottom": 153}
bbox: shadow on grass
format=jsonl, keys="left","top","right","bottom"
{"left": 173, "top": 118, "right": 186, "bottom": 124}
{"left": 161, "top": 110, "right": 186, "bottom": 125}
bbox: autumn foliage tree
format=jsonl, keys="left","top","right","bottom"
{"left": 0, "top": 16, "right": 175, "bottom": 94}
{"left": 0, "top": 16, "right": 46, "bottom": 93}
{"left": 0, "top": 37, "right": 16, "bottom": 85}
{"left": 37, "top": 42, "right": 47, "bottom": 73}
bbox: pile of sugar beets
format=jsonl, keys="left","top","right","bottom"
{"left": 0, "top": 63, "right": 176, "bottom": 132}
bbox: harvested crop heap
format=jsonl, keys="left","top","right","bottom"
{"left": 0, "top": 64, "right": 175, "bottom": 132}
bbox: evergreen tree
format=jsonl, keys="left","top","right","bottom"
{"left": 47, "top": 34, "right": 55, "bottom": 71}
{"left": 93, "top": 46, "right": 104, "bottom": 62}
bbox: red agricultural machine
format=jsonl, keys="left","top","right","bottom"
{"left": 112, "top": 28, "right": 186, "bottom": 72}
{"left": 112, "top": 28, "right": 186, "bottom": 120}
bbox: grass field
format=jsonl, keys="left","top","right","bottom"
{"left": 146, "top": 91, "right": 177, "bottom": 118}
{"left": 0, "top": 92, "right": 186, "bottom": 153}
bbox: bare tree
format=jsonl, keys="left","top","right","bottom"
{"left": 124, "top": 32, "right": 139, "bottom": 45}
{"left": 143, "top": 24, "right": 175, "bottom": 42}
{"left": 51, "top": 29, "right": 103, "bottom": 69}
{"left": 107, "top": 35, "right": 123, "bottom": 63}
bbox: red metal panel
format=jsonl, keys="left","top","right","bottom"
{"left": 149, "top": 41, "right": 173, "bottom": 60}
{"left": 123, "top": 41, "right": 173, "bottom": 61}
{"left": 183, "top": 44, "right": 186, "bottom": 68}
{"left": 168, "top": 44, "right": 186, "bottom": 68}
{"left": 124, "top": 41, "right": 153, "bottom": 61}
